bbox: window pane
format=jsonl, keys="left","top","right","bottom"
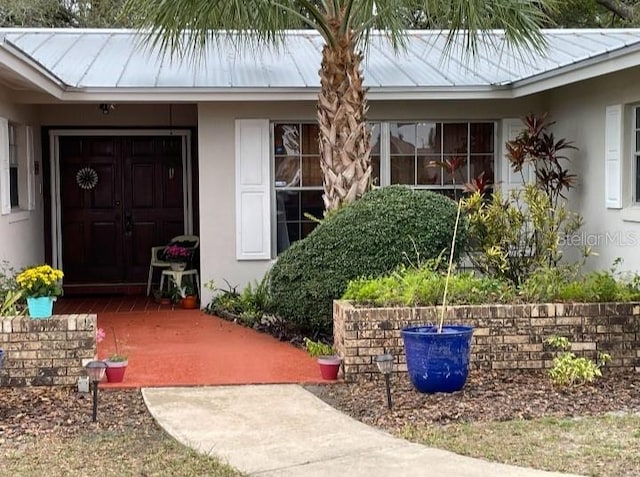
{"left": 301, "top": 124, "right": 320, "bottom": 155}
{"left": 636, "top": 131, "right": 640, "bottom": 153}
{"left": 9, "top": 167, "right": 18, "bottom": 207}
{"left": 417, "top": 156, "right": 441, "bottom": 185}
{"left": 286, "top": 223, "right": 300, "bottom": 243}
{"left": 417, "top": 122, "right": 440, "bottom": 154}
{"left": 371, "top": 155, "right": 381, "bottom": 186}
{"left": 275, "top": 156, "right": 300, "bottom": 187}
{"left": 390, "top": 123, "right": 417, "bottom": 155}
{"left": 391, "top": 156, "right": 415, "bottom": 184}
{"left": 274, "top": 124, "right": 300, "bottom": 155}
{"left": 470, "top": 155, "right": 495, "bottom": 183}
{"left": 636, "top": 108, "right": 640, "bottom": 128}
{"left": 276, "top": 190, "right": 300, "bottom": 224}
{"left": 470, "top": 123, "right": 494, "bottom": 153}
{"left": 370, "top": 123, "right": 381, "bottom": 155}
{"left": 441, "top": 155, "right": 468, "bottom": 185}
{"left": 301, "top": 190, "right": 324, "bottom": 222}
{"left": 302, "top": 156, "right": 322, "bottom": 187}
{"left": 443, "top": 123, "right": 468, "bottom": 154}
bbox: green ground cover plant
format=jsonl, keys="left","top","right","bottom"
{"left": 343, "top": 263, "right": 640, "bottom": 306}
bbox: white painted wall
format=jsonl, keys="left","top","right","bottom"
{"left": 0, "top": 88, "right": 43, "bottom": 271}
{"left": 548, "top": 66, "right": 640, "bottom": 273}
{"left": 197, "top": 95, "right": 548, "bottom": 304}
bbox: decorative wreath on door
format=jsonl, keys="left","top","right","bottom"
{"left": 76, "top": 167, "right": 99, "bottom": 190}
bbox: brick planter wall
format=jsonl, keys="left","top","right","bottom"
{"left": 334, "top": 301, "right": 640, "bottom": 381}
{"left": 0, "top": 315, "right": 97, "bottom": 386}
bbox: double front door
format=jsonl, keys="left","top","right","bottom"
{"left": 59, "top": 136, "right": 186, "bottom": 284}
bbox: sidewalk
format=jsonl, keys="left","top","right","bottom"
{"left": 142, "top": 384, "right": 582, "bottom": 477}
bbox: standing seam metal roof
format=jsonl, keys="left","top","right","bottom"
{"left": 1, "top": 28, "right": 640, "bottom": 90}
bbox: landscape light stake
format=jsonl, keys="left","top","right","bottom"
{"left": 85, "top": 361, "right": 107, "bottom": 422}
{"left": 376, "top": 354, "right": 394, "bottom": 409}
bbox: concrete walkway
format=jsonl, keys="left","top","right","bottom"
{"left": 142, "top": 385, "right": 582, "bottom": 477}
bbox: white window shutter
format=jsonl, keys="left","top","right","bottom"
{"left": 0, "top": 117, "right": 10, "bottom": 215}
{"left": 500, "top": 118, "right": 532, "bottom": 196}
{"left": 26, "top": 125, "right": 36, "bottom": 210}
{"left": 605, "top": 105, "right": 622, "bottom": 209}
{"left": 235, "top": 119, "right": 271, "bottom": 260}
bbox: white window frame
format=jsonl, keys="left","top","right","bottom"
{"left": 0, "top": 121, "right": 35, "bottom": 221}
{"left": 270, "top": 119, "right": 497, "bottom": 255}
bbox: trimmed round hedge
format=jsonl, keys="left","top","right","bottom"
{"left": 268, "top": 186, "right": 468, "bottom": 336}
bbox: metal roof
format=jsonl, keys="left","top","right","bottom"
{"left": 2, "top": 28, "right": 640, "bottom": 91}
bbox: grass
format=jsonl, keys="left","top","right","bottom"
{"left": 1, "top": 426, "right": 243, "bottom": 477}
{"left": 399, "top": 414, "right": 640, "bottom": 477}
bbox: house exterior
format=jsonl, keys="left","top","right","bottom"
{"left": 1, "top": 28, "right": 640, "bottom": 304}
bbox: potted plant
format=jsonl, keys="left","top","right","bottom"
{"left": 97, "top": 327, "right": 129, "bottom": 383}
{"left": 163, "top": 243, "right": 192, "bottom": 271}
{"left": 15, "top": 265, "right": 64, "bottom": 319}
{"left": 304, "top": 337, "right": 342, "bottom": 380}
{"left": 401, "top": 199, "right": 474, "bottom": 393}
{"left": 178, "top": 285, "right": 198, "bottom": 309}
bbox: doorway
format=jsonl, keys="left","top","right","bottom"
{"left": 50, "top": 131, "right": 194, "bottom": 287}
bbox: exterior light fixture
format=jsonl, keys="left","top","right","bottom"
{"left": 99, "top": 103, "right": 115, "bottom": 115}
{"left": 376, "top": 353, "right": 394, "bottom": 410}
{"left": 85, "top": 360, "right": 107, "bottom": 422}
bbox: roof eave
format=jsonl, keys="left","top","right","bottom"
{"left": 512, "top": 42, "right": 640, "bottom": 98}
{"left": 29, "top": 85, "right": 510, "bottom": 103}
{"left": 0, "top": 40, "right": 65, "bottom": 98}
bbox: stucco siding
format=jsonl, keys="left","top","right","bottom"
{"left": 0, "top": 87, "right": 43, "bottom": 271}
{"left": 548, "top": 66, "right": 640, "bottom": 273}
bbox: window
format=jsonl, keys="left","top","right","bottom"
{"left": 273, "top": 123, "right": 324, "bottom": 253}
{"left": 8, "top": 123, "right": 18, "bottom": 208}
{"left": 272, "top": 120, "right": 496, "bottom": 252}
{"left": 389, "top": 121, "right": 494, "bottom": 197}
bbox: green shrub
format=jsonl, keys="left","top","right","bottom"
{"left": 268, "top": 186, "right": 467, "bottom": 336}
{"left": 545, "top": 336, "right": 611, "bottom": 387}
{"left": 344, "top": 266, "right": 515, "bottom": 307}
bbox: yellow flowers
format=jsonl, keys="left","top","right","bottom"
{"left": 16, "top": 265, "right": 64, "bottom": 298}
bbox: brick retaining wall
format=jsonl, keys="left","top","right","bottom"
{"left": 0, "top": 315, "right": 97, "bottom": 386}
{"left": 334, "top": 301, "right": 640, "bottom": 381}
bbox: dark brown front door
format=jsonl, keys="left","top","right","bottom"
{"left": 59, "top": 136, "right": 185, "bottom": 285}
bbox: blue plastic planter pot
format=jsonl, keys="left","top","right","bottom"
{"left": 0, "top": 349, "right": 5, "bottom": 369}
{"left": 27, "top": 296, "right": 55, "bottom": 319}
{"left": 402, "top": 325, "right": 474, "bottom": 394}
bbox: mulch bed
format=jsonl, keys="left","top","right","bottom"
{"left": 305, "top": 370, "right": 640, "bottom": 431}
{"left": 0, "top": 387, "right": 148, "bottom": 446}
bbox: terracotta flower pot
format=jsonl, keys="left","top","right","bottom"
{"left": 180, "top": 296, "right": 199, "bottom": 309}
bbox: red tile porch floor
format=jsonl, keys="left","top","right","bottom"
{"left": 55, "top": 296, "right": 321, "bottom": 388}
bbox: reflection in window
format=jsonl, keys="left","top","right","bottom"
{"left": 390, "top": 122, "right": 494, "bottom": 196}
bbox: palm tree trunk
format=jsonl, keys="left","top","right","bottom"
{"left": 317, "top": 29, "right": 371, "bottom": 213}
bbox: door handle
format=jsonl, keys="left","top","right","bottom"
{"left": 124, "top": 214, "right": 133, "bottom": 236}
